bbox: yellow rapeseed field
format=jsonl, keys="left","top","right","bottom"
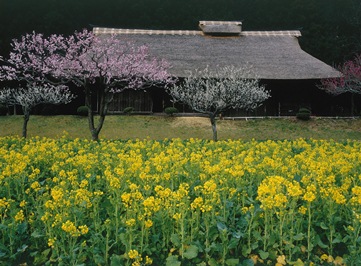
{"left": 1, "top": 136, "right": 361, "bottom": 265}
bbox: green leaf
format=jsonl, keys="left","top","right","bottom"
{"left": 17, "top": 244, "right": 28, "bottom": 253}
{"left": 252, "top": 230, "right": 262, "bottom": 241}
{"left": 241, "top": 258, "right": 255, "bottom": 266}
{"left": 183, "top": 245, "right": 198, "bottom": 260}
{"left": 225, "top": 258, "right": 240, "bottom": 265}
{"left": 208, "top": 258, "right": 218, "bottom": 266}
{"left": 242, "top": 246, "right": 251, "bottom": 257}
{"left": 293, "top": 233, "right": 305, "bottom": 241}
{"left": 332, "top": 237, "right": 342, "bottom": 244}
{"left": 166, "top": 255, "right": 181, "bottom": 266}
{"left": 0, "top": 251, "right": 7, "bottom": 259}
{"left": 31, "top": 230, "right": 44, "bottom": 238}
{"left": 251, "top": 241, "right": 259, "bottom": 250}
{"left": 228, "top": 237, "right": 240, "bottom": 249}
{"left": 319, "top": 222, "right": 328, "bottom": 230}
{"left": 217, "top": 222, "right": 227, "bottom": 232}
{"left": 110, "top": 254, "right": 124, "bottom": 266}
{"left": 93, "top": 254, "right": 106, "bottom": 265}
{"left": 293, "top": 174, "right": 302, "bottom": 183}
{"left": 293, "top": 259, "right": 305, "bottom": 266}
{"left": 17, "top": 222, "right": 27, "bottom": 234}
{"left": 315, "top": 235, "right": 328, "bottom": 249}
{"left": 33, "top": 248, "right": 51, "bottom": 265}
{"left": 0, "top": 242, "right": 9, "bottom": 254}
{"left": 119, "top": 233, "right": 128, "bottom": 246}
{"left": 232, "top": 231, "right": 243, "bottom": 239}
{"left": 259, "top": 250, "right": 269, "bottom": 260}
{"left": 170, "top": 233, "right": 181, "bottom": 247}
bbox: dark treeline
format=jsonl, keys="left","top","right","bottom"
{"left": 0, "top": 0, "right": 360, "bottom": 65}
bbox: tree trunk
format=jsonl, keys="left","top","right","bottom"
{"left": 85, "top": 87, "right": 99, "bottom": 141}
{"left": 22, "top": 107, "right": 30, "bottom": 138}
{"left": 209, "top": 113, "right": 218, "bottom": 142}
{"left": 85, "top": 85, "right": 112, "bottom": 141}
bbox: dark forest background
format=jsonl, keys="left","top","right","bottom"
{"left": 0, "top": 0, "right": 360, "bottom": 65}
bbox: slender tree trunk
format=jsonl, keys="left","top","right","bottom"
{"left": 85, "top": 85, "right": 113, "bottom": 141}
{"left": 209, "top": 113, "right": 218, "bottom": 142}
{"left": 85, "top": 87, "right": 99, "bottom": 141}
{"left": 94, "top": 89, "right": 109, "bottom": 140}
{"left": 22, "top": 107, "right": 30, "bottom": 138}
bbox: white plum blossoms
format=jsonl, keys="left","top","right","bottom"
{"left": 168, "top": 66, "right": 270, "bottom": 141}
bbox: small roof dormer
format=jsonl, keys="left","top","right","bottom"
{"left": 199, "top": 21, "right": 242, "bottom": 36}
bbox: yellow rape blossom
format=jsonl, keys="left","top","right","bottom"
{"left": 48, "top": 237, "right": 57, "bottom": 248}
{"left": 14, "top": 210, "right": 25, "bottom": 222}
{"left": 0, "top": 198, "right": 9, "bottom": 209}
{"left": 78, "top": 225, "right": 89, "bottom": 235}
{"left": 126, "top": 218, "right": 136, "bottom": 227}
{"left": 173, "top": 213, "right": 182, "bottom": 221}
{"left": 61, "top": 220, "right": 79, "bottom": 237}
{"left": 303, "top": 191, "right": 316, "bottom": 202}
{"left": 128, "top": 249, "right": 140, "bottom": 259}
{"left": 144, "top": 219, "right": 153, "bottom": 228}
{"left": 145, "top": 256, "right": 153, "bottom": 265}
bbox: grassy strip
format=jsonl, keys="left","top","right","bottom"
{"left": 1, "top": 115, "right": 361, "bottom": 140}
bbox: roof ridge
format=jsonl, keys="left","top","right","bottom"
{"left": 93, "top": 27, "right": 202, "bottom": 36}
{"left": 199, "top": 21, "right": 242, "bottom": 25}
{"left": 93, "top": 27, "right": 302, "bottom": 37}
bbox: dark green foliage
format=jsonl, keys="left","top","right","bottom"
{"left": 76, "top": 106, "right": 88, "bottom": 116}
{"left": 296, "top": 107, "right": 311, "bottom": 121}
{"left": 1, "top": 0, "right": 360, "bottom": 65}
{"left": 40, "top": 105, "right": 59, "bottom": 116}
{"left": 164, "top": 107, "right": 178, "bottom": 116}
{"left": 0, "top": 104, "right": 7, "bottom": 116}
{"left": 123, "top": 107, "right": 134, "bottom": 115}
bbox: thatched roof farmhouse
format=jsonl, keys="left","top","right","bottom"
{"left": 94, "top": 21, "right": 339, "bottom": 80}
{"left": 92, "top": 21, "right": 353, "bottom": 117}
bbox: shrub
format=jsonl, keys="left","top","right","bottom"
{"left": 296, "top": 107, "right": 311, "bottom": 121}
{"left": 164, "top": 107, "right": 178, "bottom": 116}
{"left": 0, "top": 104, "right": 7, "bottom": 116}
{"left": 77, "top": 106, "right": 89, "bottom": 116}
{"left": 123, "top": 107, "right": 134, "bottom": 115}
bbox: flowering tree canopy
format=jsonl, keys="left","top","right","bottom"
{"left": 0, "top": 30, "right": 174, "bottom": 140}
{"left": 0, "top": 84, "right": 75, "bottom": 138}
{"left": 48, "top": 30, "right": 174, "bottom": 140}
{"left": 320, "top": 55, "right": 361, "bottom": 95}
{"left": 0, "top": 33, "right": 76, "bottom": 138}
{"left": 167, "top": 66, "right": 270, "bottom": 141}
{"left": 168, "top": 66, "right": 270, "bottom": 112}
{"left": 0, "top": 32, "right": 67, "bottom": 84}
{"left": 50, "top": 30, "right": 173, "bottom": 91}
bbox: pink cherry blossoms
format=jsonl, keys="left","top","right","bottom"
{"left": 320, "top": 54, "right": 361, "bottom": 95}
{"left": 0, "top": 29, "right": 174, "bottom": 140}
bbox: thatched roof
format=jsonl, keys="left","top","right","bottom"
{"left": 93, "top": 21, "right": 340, "bottom": 80}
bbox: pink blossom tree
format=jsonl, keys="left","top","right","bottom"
{"left": 320, "top": 54, "right": 361, "bottom": 115}
{"left": 320, "top": 55, "right": 361, "bottom": 95}
{"left": 48, "top": 29, "right": 174, "bottom": 140}
{"left": 1, "top": 30, "right": 174, "bottom": 140}
{"left": 0, "top": 32, "right": 69, "bottom": 84}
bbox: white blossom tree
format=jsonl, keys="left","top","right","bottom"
{"left": 0, "top": 84, "right": 75, "bottom": 138}
{"left": 167, "top": 66, "right": 270, "bottom": 141}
